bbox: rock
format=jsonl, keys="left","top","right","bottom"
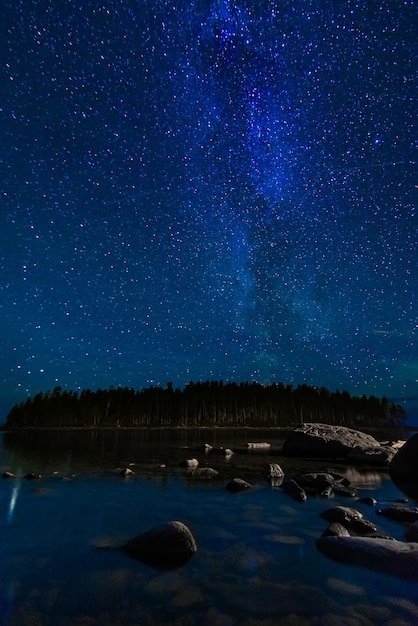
{"left": 281, "top": 479, "right": 307, "bottom": 502}
{"left": 282, "top": 423, "right": 381, "bottom": 459}
{"left": 226, "top": 478, "right": 251, "bottom": 493}
{"left": 213, "top": 447, "right": 234, "bottom": 457}
{"left": 246, "top": 442, "right": 271, "bottom": 449}
{"left": 376, "top": 506, "right": 418, "bottom": 523}
{"left": 2, "top": 471, "right": 16, "bottom": 479}
{"left": 356, "top": 496, "right": 377, "bottom": 506}
{"left": 23, "top": 472, "right": 42, "bottom": 480}
{"left": 119, "top": 468, "right": 134, "bottom": 477}
{"left": 179, "top": 458, "right": 199, "bottom": 469}
{"left": 264, "top": 463, "right": 284, "bottom": 486}
{"left": 320, "top": 506, "right": 377, "bottom": 535}
{"left": 316, "top": 535, "right": 418, "bottom": 581}
{"left": 292, "top": 472, "right": 336, "bottom": 491}
{"left": 119, "top": 521, "right": 197, "bottom": 569}
{"left": 321, "top": 523, "right": 351, "bottom": 537}
{"left": 187, "top": 467, "right": 219, "bottom": 479}
{"left": 389, "top": 434, "right": 418, "bottom": 501}
{"left": 347, "top": 445, "right": 396, "bottom": 466}
{"left": 202, "top": 443, "right": 213, "bottom": 452}
{"left": 405, "top": 521, "right": 418, "bottom": 542}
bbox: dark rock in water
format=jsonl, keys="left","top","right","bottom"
{"left": 316, "top": 535, "right": 418, "bottom": 581}
{"left": 213, "top": 447, "right": 233, "bottom": 457}
{"left": 389, "top": 435, "right": 418, "bottom": 502}
{"left": 405, "top": 521, "right": 418, "bottom": 542}
{"left": 119, "top": 521, "right": 197, "bottom": 569}
{"left": 179, "top": 458, "right": 199, "bottom": 469}
{"left": 291, "top": 472, "right": 336, "bottom": 492}
{"left": 321, "top": 523, "right": 351, "bottom": 538}
{"left": 282, "top": 423, "right": 381, "bottom": 459}
{"left": 24, "top": 472, "right": 42, "bottom": 480}
{"left": 281, "top": 479, "right": 307, "bottom": 502}
{"left": 376, "top": 506, "right": 418, "bottom": 524}
{"left": 290, "top": 472, "right": 355, "bottom": 497}
{"left": 2, "top": 471, "right": 16, "bottom": 479}
{"left": 320, "top": 506, "right": 377, "bottom": 535}
{"left": 356, "top": 496, "right": 377, "bottom": 506}
{"left": 226, "top": 478, "right": 251, "bottom": 493}
{"left": 264, "top": 463, "right": 284, "bottom": 486}
{"left": 119, "top": 468, "right": 134, "bottom": 478}
{"left": 187, "top": 467, "right": 219, "bottom": 479}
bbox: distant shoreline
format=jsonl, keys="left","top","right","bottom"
{"left": 1, "top": 423, "right": 414, "bottom": 434}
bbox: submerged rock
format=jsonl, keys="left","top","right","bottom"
{"left": 226, "top": 478, "right": 251, "bottom": 493}
{"left": 119, "top": 521, "right": 197, "bottom": 569}
{"left": 317, "top": 535, "right": 418, "bottom": 581}
{"left": 282, "top": 423, "right": 381, "bottom": 459}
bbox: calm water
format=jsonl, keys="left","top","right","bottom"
{"left": 0, "top": 428, "right": 417, "bottom": 626}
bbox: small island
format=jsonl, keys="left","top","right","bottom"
{"left": 4, "top": 380, "right": 406, "bottom": 430}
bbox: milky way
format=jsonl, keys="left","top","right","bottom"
{"left": 1, "top": 0, "right": 417, "bottom": 419}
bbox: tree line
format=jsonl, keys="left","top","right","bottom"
{"left": 4, "top": 380, "right": 406, "bottom": 429}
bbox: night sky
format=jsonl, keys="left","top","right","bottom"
{"left": 1, "top": 0, "right": 417, "bottom": 421}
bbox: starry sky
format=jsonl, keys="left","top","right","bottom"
{"left": 1, "top": 0, "right": 417, "bottom": 422}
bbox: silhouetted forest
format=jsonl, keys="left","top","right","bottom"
{"left": 4, "top": 381, "right": 406, "bottom": 429}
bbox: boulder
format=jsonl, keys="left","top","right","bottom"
{"left": 282, "top": 423, "right": 381, "bottom": 459}
{"left": 119, "top": 521, "right": 197, "bottom": 569}
{"left": 389, "top": 434, "right": 418, "bottom": 501}
{"left": 320, "top": 506, "right": 377, "bottom": 535}
{"left": 281, "top": 479, "right": 307, "bottom": 502}
{"left": 226, "top": 478, "right": 251, "bottom": 493}
{"left": 347, "top": 445, "right": 396, "bottom": 466}
{"left": 316, "top": 535, "right": 418, "bottom": 582}
{"left": 376, "top": 506, "right": 418, "bottom": 524}
{"left": 119, "top": 468, "right": 134, "bottom": 478}
{"left": 2, "top": 471, "right": 16, "bottom": 479}
{"left": 290, "top": 472, "right": 355, "bottom": 497}
{"left": 321, "top": 523, "right": 351, "bottom": 538}
{"left": 187, "top": 467, "right": 219, "bottom": 479}
{"left": 264, "top": 463, "right": 284, "bottom": 486}
{"left": 356, "top": 496, "right": 377, "bottom": 506}
{"left": 180, "top": 458, "right": 199, "bottom": 469}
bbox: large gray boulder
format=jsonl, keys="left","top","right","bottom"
{"left": 282, "top": 423, "right": 381, "bottom": 459}
{"left": 389, "top": 434, "right": 418, "bottom": 501}
{"left": 347, "top": 445, "right": 396, "bottom": 466}
{"left": 317, "top": 535, "right": 418, "bottom": 581}
{"left": 119, "top": 521, "right": 197, "bottom": 569}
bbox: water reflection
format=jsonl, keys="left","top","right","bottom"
{"left": 0, "top": 429, "right": 416, "bottom": 626}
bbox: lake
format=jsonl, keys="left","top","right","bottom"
{"left": 0, "top": 428, "right": 417, "bottom": 625}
